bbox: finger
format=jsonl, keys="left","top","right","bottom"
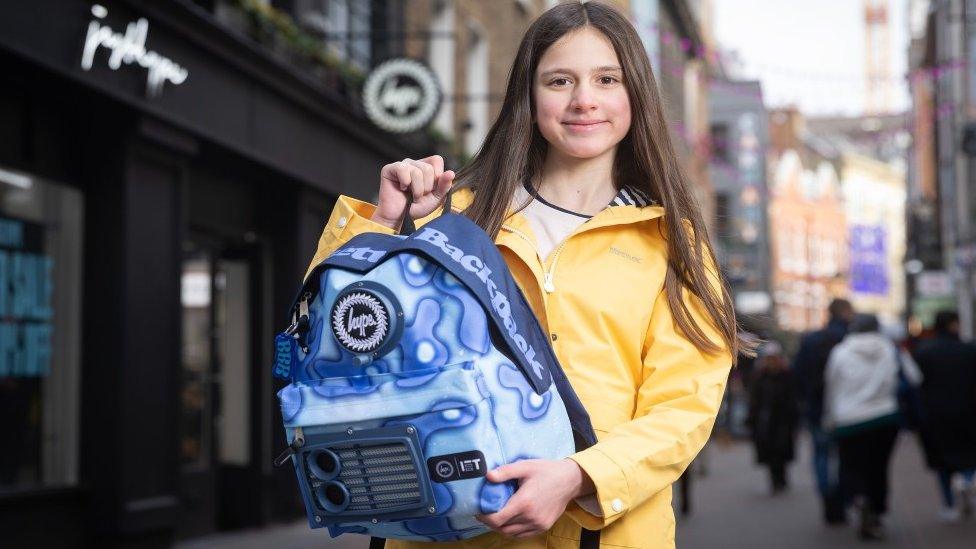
{"left": 380, "top": 162, "right": 401, "bottom": 187}
{"left": 421, "top": 154, "right": 444, "bottom": 177}
{"left": 408, "top": 165, "right": 425, "bottom": 200}
{"left": 475, "top": 512, "right": 511, "bottom": 530}
{"left": 433, "top": 170, "right": 455, "bottom": 199}
{"left": 514, "top": 529, "right": 545, "bottom": 539}
{"left": 475, "top": 498, "right": 523, "bottom": 529}
{"left": 500, "top": 523, "right": 538, "bottom": 538}
{"left": 487, "top": 460, "right": 535, "bottom": 483}
{"left": 405, "top": 159, "right": 435, "bottom": 197}
{"left": 393, "top": 163, "right": 413, "bottom": 192}
{"left": 406, "top": 159, "right": 436, "bottom": 185}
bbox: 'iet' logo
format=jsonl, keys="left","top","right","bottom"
{"left": 427, "top": 451, "right": 487, "bottom": 483}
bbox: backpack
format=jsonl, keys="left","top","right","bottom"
{"left": 272, "top": 195, "right": 599, "bottom": 544}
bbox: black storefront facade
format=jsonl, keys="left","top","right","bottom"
{"left": 0, "top": 1, "right": 433, "bottom": 546}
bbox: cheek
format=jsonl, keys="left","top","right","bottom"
{"left": 534, "top": 90, "right": 564, "bottom": 120}
{"left": 608, "top": 92, "right": 632, "bottom": 130}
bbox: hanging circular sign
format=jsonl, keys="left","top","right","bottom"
{"left": 363, "top": 58, "right": 441, "bottom": 133}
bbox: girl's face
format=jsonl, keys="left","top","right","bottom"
{"left": 533, "top": 27, "right": 632, "bottom": 161}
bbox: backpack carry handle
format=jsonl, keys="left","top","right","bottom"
{"left": 395, "top": 187, "right": 456, "bottom": 236}
{"left": 396, "top": 191, "right": 415, "bottom": 236}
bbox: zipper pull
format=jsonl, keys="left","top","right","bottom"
{"left": 543, "top": 272, "right": 555, "bottom": 293}
{"left": 284, "top": 294, "right": 312, "bottom": 352}
{"left": 273, "top": 427, "right": 305, "bottom": 467}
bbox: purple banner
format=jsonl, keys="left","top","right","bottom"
{"left": 849, "top": 225, "right": 888, "bottom": 295}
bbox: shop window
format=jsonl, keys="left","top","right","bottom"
{"left": 710, "top": 123, "right": 731, "bottom": 164}
{"left": 295, "top": 0, "right": 372, "bottom": 71}
{"left": 0, "top": 166, "right": 83, "bottom": 492}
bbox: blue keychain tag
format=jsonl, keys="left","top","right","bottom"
{"left": 273, "top": 332, "right": 297, "bottom": 380}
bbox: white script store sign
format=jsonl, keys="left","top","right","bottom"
{"left": 80, "top": 3, "right": 189, "bottom": 97}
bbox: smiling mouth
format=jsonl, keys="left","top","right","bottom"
{"left": 563, "top": 121, "right": 607, "bottom": 133}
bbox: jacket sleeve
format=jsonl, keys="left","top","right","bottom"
{"left": 303, "top": 195, "right": 396, "bottom": 282}
{"left": 821, "top": 353, "right": 837, "bottom": 430}
{"left": 564, "top": 263, "right": 733, "bottom": 530}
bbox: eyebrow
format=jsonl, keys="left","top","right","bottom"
{"left": 539, "top": 65, "right": 623, "bottom": 79}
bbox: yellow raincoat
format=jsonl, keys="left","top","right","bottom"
{"left": 304, "top": 188, "right": 733, "bottom": 549}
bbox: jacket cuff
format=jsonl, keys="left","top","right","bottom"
{"left": 304, "top": 196, "right": 396, "bottom": 282}
{"left": 565, "top": 445, "right": 631, "bottom": 529}
{"left": 333, "top": 195, "right": 397, "bottom": 237}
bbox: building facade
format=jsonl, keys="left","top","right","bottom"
{"left": 805, "top": 114, "right": 910, "bottom": 327}
{"left": 0, "top": 0, "right": 438, "bottom": 545}
{"left": 906, "top": 0, "right": 976, "bottom": 335}
{"left": 836, "top": 152, "right": 907, "bottom": 326}
{"left": 767, "top": 109, "right": 849, "bottom": 333}
{"left": 708, "top": 79, "right": 773, "bottom": 331}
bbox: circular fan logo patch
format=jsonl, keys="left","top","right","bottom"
{"left": 331, "top": 291, "right": 390, "bottom": 353}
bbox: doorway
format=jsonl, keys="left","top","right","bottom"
{"left": 177, "top": 236, "right": 264, "bottom": 537}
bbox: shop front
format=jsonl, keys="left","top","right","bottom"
{"left": 0, "top": 0, "right": 427, "bottom": 546}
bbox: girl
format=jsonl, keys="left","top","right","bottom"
{"left": 305, "top": 2, "right": 746, "bottom": 548}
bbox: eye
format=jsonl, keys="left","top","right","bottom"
{"left": 599, "top": 75, "right": 620, "bottom": 85}
{"left": 549, "top": 77, "right": 571, "bottom": 87}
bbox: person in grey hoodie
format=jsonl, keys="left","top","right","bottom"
{"left": 823, "top": 314, "right": 903, "bottom": 541}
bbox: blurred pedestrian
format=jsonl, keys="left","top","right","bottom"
{"left": 911, "top": 310, "right": 976, "bottom": 522}
{"left": 823, "top": 314, "right": 901, "bottom": 541}
{"left": 747, "top": 341, "right": 798, "bottom": 494}
{"left": 793, "top": 298, "right": 853, "bottom": 524}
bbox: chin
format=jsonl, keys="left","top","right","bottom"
{"left": 558, "top": 145, "right": 615, "bottom": 159}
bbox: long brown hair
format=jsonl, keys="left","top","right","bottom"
{"left": 452, "top": 1, "right": 751, "bottom": 361}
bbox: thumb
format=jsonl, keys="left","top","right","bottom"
{"left": 487, "top": 460, "right": 534, "bottom": 483}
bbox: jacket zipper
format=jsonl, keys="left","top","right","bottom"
{"left": 500, "top": 224, "right": 568, "bottom": 294}
{"left": 542, "top": 241, "right": 570, "bottom": 293}
{"left": 501, "top": 203, "right": 659, "bottom": 294}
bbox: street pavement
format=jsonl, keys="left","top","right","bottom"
{"left": 177, "top": 433, "right": 976, "bottom": 548}
{"left": 677, "top": 433, "right": 976, "bottom": 548}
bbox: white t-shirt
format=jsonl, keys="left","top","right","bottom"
{"left": 511, "top": 182, "right": 654, "bottom": 261}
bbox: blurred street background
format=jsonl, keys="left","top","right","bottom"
{"left": 173, "top": 437, "right": 976, "bottom": 549}
{"left": 1, "top": 0, "right": 975, "bottom": 547}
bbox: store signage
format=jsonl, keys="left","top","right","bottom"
{"left": 0, "top": 217, "right": 53, "bottom": 378}
{"left": 849, "top": 224, "right": 889, "bottom": 295}
{"left": 915, "top": 270, "right": 952, "bottom": 298}
{"left": 363, "top": 58, "right": 441, "bottom": 133}
{"left": 80, "top": 4, "right": 189, "bottom": 97}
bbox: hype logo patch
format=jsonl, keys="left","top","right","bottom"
{"left": 331, "top": 291, "right": 390, "bottom": 353}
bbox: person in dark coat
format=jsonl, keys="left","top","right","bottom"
{"left": 911, "top": 310, "right": 976, "bottom": 521}
{"left": 748, "top": 341, "right": 798, "bottom": 493}
{"left": 792, "top": 298, "right": 854, "bottom": 523}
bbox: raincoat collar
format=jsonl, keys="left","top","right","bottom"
{"left": 445, "top": 186, "right": 666, "bottom": 236}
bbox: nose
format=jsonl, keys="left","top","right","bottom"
{"left": 569, "top": 83, "right": 598, "bottom": 112}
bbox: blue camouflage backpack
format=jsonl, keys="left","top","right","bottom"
{"left": 272, "top": 194, "right": 599, "bottom": 545}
